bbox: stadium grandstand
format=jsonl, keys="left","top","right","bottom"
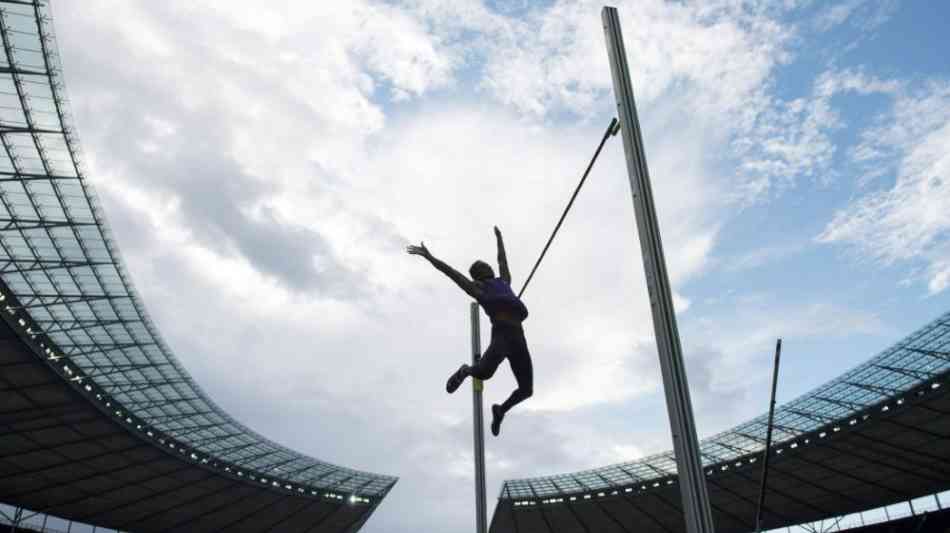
{"left": 490, "top": 310, "right": 950, "bottom": 533}
{"left": 0, "top": 2, "right": 396, "bottom": 532}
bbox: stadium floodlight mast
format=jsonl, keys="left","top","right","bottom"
{"left": 602, "top": 6, "right": 717, "bottom": 533}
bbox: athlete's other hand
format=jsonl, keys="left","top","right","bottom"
{"left": 407, "top": 241, "right": 431, "bottom": 259}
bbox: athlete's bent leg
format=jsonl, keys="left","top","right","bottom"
{"left": 491, "top": 329, "right": 533, "bottom": 436}
{"left": 447, "top": 327, "right": 506, "bottom": 393}
{"left": 445, "top": 364, "right": 470, "bottom": 394}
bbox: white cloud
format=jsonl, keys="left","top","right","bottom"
{"left": 814, "top": 0, "right": 865, "bottom": 31}
{"left": 814, "top": 0, "right": 899, "bottom": 32}
{"left": 818, "top": 81, "right": 950, "bottom": 294}
{"left": 813, "top": 68, "right": 902, "bottom": 97}
{"left": 46, "top": 1, "right": 923, "bottom": 532}
{"left": 476, "top": 0, "right": 792, "bottom": 122}
{"left": 929, "top": 260, "right": 950, "bottom": 294}
{"left": 681, "top": 296, "right": 890, "bottom": 435}
{"left": 719, "top": 242, "right": 807, "bottom": 273}
{"left": 736, "top": 68, "right": 901, "bottom": 196}
{"left": 345, "top": 101, "right": 733, "bottom": 414}
{"left": 424, "top": 2, "right": 913, "bottom": 208}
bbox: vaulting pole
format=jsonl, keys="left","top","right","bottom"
{"left": 755, "top": 338, "right": 782, "bottom": 532}
{"left": 471, "top": 302, "right": 488, "bottom": 533}
{"left": 602, "top": 7, "right": 716, "bottom": 533}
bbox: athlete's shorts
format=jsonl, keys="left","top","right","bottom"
{"left": 469, "top": 322, "right": 533, "bottom": 393}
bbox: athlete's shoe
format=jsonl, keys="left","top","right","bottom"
{"left": 446, "top": 364, "right": 469, "bottom": 393}
{"left": 491, "top": 404, "right": 505, "bottom": 436}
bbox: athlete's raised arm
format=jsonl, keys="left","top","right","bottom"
{"left": 407, "top": 242, "right": 483, "bottom": 299}
{"left": 494, "top": 226, "right": 511, "bottom": 284}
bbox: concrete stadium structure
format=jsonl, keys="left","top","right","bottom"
{"left": 0, "top": 2, "right": 396, "bottom": 531}
{"left": 491, "top": 312, "right": 950, "bottom": 533}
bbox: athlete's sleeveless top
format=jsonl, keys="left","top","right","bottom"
{"left": 477, "top": 278, "right": 529, "bottom": 323}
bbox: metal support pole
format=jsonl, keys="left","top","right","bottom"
{"left": 10, "top": 507, "right": 22, "bottom": 533}
{"left": 756, "top": 339, "right": 782, "bottom": 532}
{"left": 601, "top": 7, "right": 715, "bottom": 533}
{"left": 471, "top": 302, "right": 488, "bottom": 533}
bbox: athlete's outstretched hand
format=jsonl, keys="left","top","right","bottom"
{"left": 494, "top": 226, "right": 502, "bottom": 238}
{"left": 407, "top": 241, "right": 432, "bottom": 259}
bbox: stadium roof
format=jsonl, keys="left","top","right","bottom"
{"left": 1, "top": 313, "right": 383, "bottom": 532}
{"left": 491, "top": 311, "right": 950, "bottom": 532}
{"left": 0, "top": 1, "right": 395, "bottom": 530}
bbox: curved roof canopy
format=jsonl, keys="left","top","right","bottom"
{"left": 492, "top": 312, "right": 950, "bottom": 532}
{"left": 0, "top": 0, "right": 395, "bottom": 503}
{"left": 502, "top": 311, "right": 950, "bottom": 499}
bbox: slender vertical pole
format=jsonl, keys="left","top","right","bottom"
{"left": 471, "top": 302, "right": 488, "bottom": 533}
{"left": 10, "top": 507, "right": 22, "bottom": 533}
{"left": 756, "top": 338, "right": 782, "bottom": 532}
{"left": 601, "top": 7, "right": 715, "bottom": 533}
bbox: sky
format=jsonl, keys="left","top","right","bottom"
{"left": 47, "top": 1, "right": 950, "bottom": 532}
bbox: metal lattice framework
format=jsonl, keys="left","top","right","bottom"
{"left": 0, "top": 0, "right": 395, "bottom": 505}
{"left": 502, "top": 311, "right": 950, "bottom": 501}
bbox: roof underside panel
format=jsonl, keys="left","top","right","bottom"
{"left": 0, "top": 309, "right": 381, "bottom": 532}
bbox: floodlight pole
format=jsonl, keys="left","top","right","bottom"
{"left": 602, "top": 7, "right": 716, "bottom": 533}
{"left": 471, "top": 302, "right": 488, "bottom": 533}
{"left": 756, "top": 339, "right": 782, "bottom": 532}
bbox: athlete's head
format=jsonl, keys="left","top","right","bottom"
{"left": 469, "top": 260, "right": 494, "bottom": 281}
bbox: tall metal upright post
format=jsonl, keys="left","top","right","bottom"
{"left": 471, "top": 302, "right": 488, "bottom": 533}
{"left": 602, "top": 7, "right": 716, "bottom": 533}
{"left": 755, "top": 338, "right": 782, "bottom": 532}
